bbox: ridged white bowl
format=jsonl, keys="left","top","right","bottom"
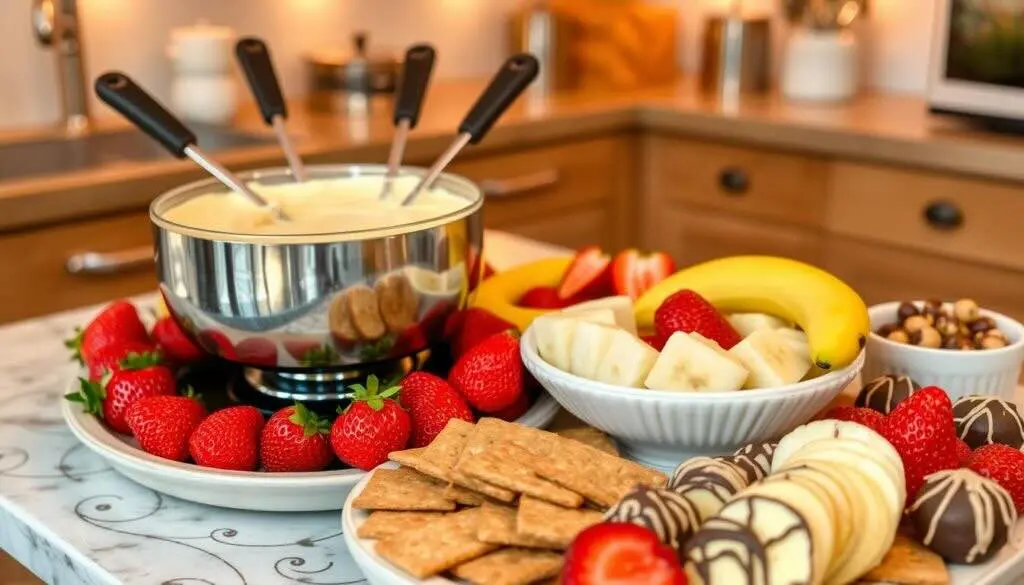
{"left": 865, "top": 301, "right": 1024, "bottom": 402}
{"left": 521, "top": 327, "right": 864, "bottom": 471}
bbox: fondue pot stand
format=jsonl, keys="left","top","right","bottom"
{"left": 149, "top": 164, "right": 484, "bottom": 403}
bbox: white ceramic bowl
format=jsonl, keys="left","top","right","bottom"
{"left": 520, "top": 327, "right": 864, "bottom": 471}
{"left": 62, "top": 376, "right": 560, "bottom": 512}
{"left": 865, "top": 301, "right": 1024, "bottom": 402}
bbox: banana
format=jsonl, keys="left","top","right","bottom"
{"left": 728, "top": 312, "right": 790, "bottom": 337}
{"left": 563, "top": 296, "right": 637, "bottom": 336}
{"left": 594, "top": 328, "right": 660, "bottom": 387}
{"left": 569, "top": 321, "right": 617, "bottom": 380}
{"left": 472, "top": 257, "right": 572, "bottom": 331}
{"left": 635, "top": 256, "right": 869, "bottom": 372}
{"left": 644, "top": 332, "right": 749, "bottom": 392}
{"left": 533, "top": 310, "right": 617, "bottom": 372}
{"left": 728, "top": 329, "right": 812, "bottom": 389}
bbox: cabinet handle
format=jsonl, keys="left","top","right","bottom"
{"left": 479, "top": 169, "right": 560, "bottom": 198}
{"left": 923, "top": 200, "right": 964, "bottom": 230}
{"left": 66, "top": 247, "right": 153, "bottom": 276}
{"left": 718, "top": 167, "right": 749, "bottom": 195}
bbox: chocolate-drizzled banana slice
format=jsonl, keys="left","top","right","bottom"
{"left": 786, "top": 438, "right": 905, "bottom": 514}
{"left": 772, "top": 420, "right": 903, "bottom": 479}
{"left": 603, "top": 485, "right": 702, "bottom": 553}
{"left": 670, "top": 456, "right": 749, "bottom": 494}
{"left": 729, "top": 442, "right": 776, "bottom": 483}
{"left": 672, "top": 480, "right": 734, "bottom": 522}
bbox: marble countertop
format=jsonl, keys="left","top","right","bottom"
{"left": 0, "top": 231, "right": 565, "bottom": 585}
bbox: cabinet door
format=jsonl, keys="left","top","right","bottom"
{"left": 490, "top": 207, "right": 614, "bottom": 251}
{"left": 647, "top": 204, "right": 823, "bottom": 268}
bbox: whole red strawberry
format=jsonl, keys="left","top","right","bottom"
{"left": 444, "top": 308, "right": 517, "bottom": 358}
{"left": 151, "top": 317, "right": 204, "bottom": 365}
{"left": 189, "top": 406, "right": 265, "bottom": 471}
{"left": 518, "top": 286, "right": 572, "bottom": 309}
{"left": 260, "top": 403, "right": 334, "bottom": 472}
{"left": 882, "top": 386, "right": 960, "bottom": 501}
{"left": 491, "top": 391, "right": 532, "bottom": 422}
{"left": 102, "top": 353, "right": 178, "bottom": 435}
{"left": 126, "top": 391, "right": 207, "bottom": 462}
{"left": 641, "top": 334, "right": 666, "bottom": 351}
{"left": 330, "top": 375, "right": 411, "bottom": 471}
{"left": 448, "top": 331, "right": 524, "bottom": 413}
{"left": 654, "top": 290, "right": 742, "bottom": 350}
{"left": 968, "top": 444, "right": 1024, "bottom": 512}
{"left": 85, "top": 341, "right": 160, "bottom": 381}
{"left": 399, "top": 372, "right": 474, "bottom": 447}
{"left": 956, "top": 439, "right": 972, "bottom": 466}
{"left": 823, "top": 406, "right": 885, "bottom": 433}
{"left": 66, "top": 300, "right": 149, "bottom": 366}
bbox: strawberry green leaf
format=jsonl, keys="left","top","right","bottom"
{"left": 66, "top": 378, "right": 104, "bottom": 415}
{"left": 64, "top": 328, "right": 85, "bottom": 365}
{"left": 365, "top": 395, "right": 384, "bottom": 411}
{"left": 119, "top": 350, "right": 163, "bottom": 371}
{"left": 289, "top": 402, "right": 330, "bottom": 436}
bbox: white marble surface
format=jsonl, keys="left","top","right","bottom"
{"left": 0, "top": 231, "right": 567, "bottom": 585}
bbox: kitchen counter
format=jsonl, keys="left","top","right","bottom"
{"left": 0, "top": 231, "right": 563, "bottom": 585}
{"left": 4, "top": 77, "right": 1024, "bottom": 233}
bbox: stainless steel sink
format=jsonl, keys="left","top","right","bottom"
{"left": 0, "top": 125, "right": 276, "bottom": 182}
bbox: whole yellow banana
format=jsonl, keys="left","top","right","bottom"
{"left": 635, "top": 256, "right": 869, "bottom": 372}
{"left": 472, "top": 257, "right": 572, "bottom": 331}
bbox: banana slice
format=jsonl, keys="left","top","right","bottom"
{"left": 728, "top": 312, "right": 790, "bottom": 338}
{"left": 563, "top": 296, "right": 637, "bottom": 336}
{"left": 593, "top": 328, "right": 659, "bottom": 387}
{"left": 671, "top": 481, "right": 734, "bottom": 522}
{"left": 532, "top": 310, "right": 617, "bottom": 372}
{"left": 568, "top": 321, "right": 618, "bottom": 380}
{"left": 774, "top": 327, "right": 810, "bottom": 355}
{"left": 786, "top": 438, "right": 905, "bottom": 515}
{"left": 771, "top": 420, "right": 904, "bottom": 480}
{"left": 728, "top": 328, "right": 812, "bottom": 389}
{"left": 645, "top": 332, "right": 749, "bottom": 392}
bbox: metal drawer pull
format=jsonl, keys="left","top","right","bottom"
{"left": 480, "top": 169, "right": 560, "bottom": 198}
{"left": 66, "top": 247, "right": 153, "bottom": 275}
{"left": 923, "top": 200, "right": 964, "bottom": 231}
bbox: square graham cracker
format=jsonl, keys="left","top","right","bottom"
{"left": 458, "top": 441, "right": 583, "bottom": 508}
{"left": 375, "top": 508, "right": 498, "bottom": 579}
{"left": 555, "top": 427, "right": 618, "bottom": 455}
{"left": 356, "top": 511, "right": 447, "bottom": 539}
{"left": 451, "top": 548, "right": 564, "bottom": 585}
{"left": 351, "top": 468, "right": 456, "bottom": 512}
{"left": 477, "top": 503, "right": 558, "bottom": 549}
{"left": 516, "top": 496, "right": 603, "bottom": 550}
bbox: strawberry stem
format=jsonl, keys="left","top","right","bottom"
{"left": 119, "top": 350, "right": 164, "bottom": 370}
{"left": 289, "top": 402, "right": 330, "bottom": 436}
{"left": 64, "top": 328, "right": 85, "bottom": 365}
{"left": 347, "top": 374, "right": 401, "bottom": 412}
{"left": 64, "top": 377, "right": 105, "bottom": 415}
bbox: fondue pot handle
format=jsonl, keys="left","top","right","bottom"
{"left": 94, "top": 72, "right": 196, "bottom": 157}
{"left": 458, "top": 53, "right": 540, "bottom": 144}
{"left": 394, "top": 44, "right": 436, "bottom": 129}
{"left": 235, "top": 37, "right": 288, "bottom": 124}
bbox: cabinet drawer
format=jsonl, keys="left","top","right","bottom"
{"left": 489, "top": 207, "right": 617, "bottom": 251}
{"left": 645, "top": 135, "right": 828, "bottom": 227}
{"left": 824, "top": 236, "right": 1024, "bottom": 324}
{"left": 645, "top": 204, "right": 823, "bottom": 268}
{"left": 0, "top": 212, "right": 155, "bottom": 323}
{"left": 826, "top": 162, "right": 1024, "bottom": 272}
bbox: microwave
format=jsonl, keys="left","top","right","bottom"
{"left": 928, "top": 0, "right": 1024, "bottom": 125}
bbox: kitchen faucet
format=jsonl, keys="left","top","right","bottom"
{"left": 32, "top": 0, "right": 90, "bottom": 135}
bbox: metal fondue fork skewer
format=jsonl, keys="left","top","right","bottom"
{"left": 235, "top": 37, "right": 307, "bottom": 182}
{"left": 380, "top": 44, "right": 436, "bottom": 200}
{"left": 94, "top": 71, "right": 291, "bottom": 221}
{"left": 401, "top": 53, "right": 540, "bottom": 206}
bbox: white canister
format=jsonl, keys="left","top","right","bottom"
{"left": 781, "top": 29, "right": 858, "bottom": 102}
{"left": 171, "top": 75, "right": 237, "bottom": 125}
{"left": 167, "top": 21, "right": 236, "bottom": 75}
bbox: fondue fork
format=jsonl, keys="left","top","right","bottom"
{"left": 401, "top": 53, "right": 540, "bottom": 206}
{"left": 94, "top": 72, "right": 291, "bottom": 221}
{"left": 379, "top": 43, "right": 436, "bottom": 200}
{"left": 235, "top": 37, "right": 307, "bottom": 182}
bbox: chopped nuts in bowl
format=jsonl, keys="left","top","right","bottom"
{"left": 864, "top": 300, "right": 1024, "bottom": 401}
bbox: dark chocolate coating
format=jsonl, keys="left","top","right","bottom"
{"left": 729, "top": 442, "right": 777, "bottom": 483}
{"left": 669, "top": 457, "right": 748, "bottom": 495}
{"left": 952, "top": 396, "right": 1024, "bottom": 450}
{"left": 909, "top": 469, "right": 1015, "bottom": 565}
{"left": 603, "top": 485, "right": 701, "bottom": 554}
{"left": 855, "top": 374, "right": 921, "bottom": 415}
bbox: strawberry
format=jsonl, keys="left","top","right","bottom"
{"left": 330, "top": 375, "right": 411, "bottom": 470}
{"left": 235, "top": 338, "right": 278, "bottom": 367}
{"left": 197, "top": 329, "right": 237, "bottom": 360}
{"left": 102, "top": 353, "right": 178, "bottom": 435}
{"left": 448, "top": 331, "right": 524, "bottom": 413}
{"left": 968, "top": 444, "right": 1024, "bottom": 512}
{"left": 641, "top": 334, "right": 666, "bottom": 351}
{"left": 392, "top": 325, "right": 428, "bottom": 357}
{"left": 189, "top": 406, "right": 265, "bottom": 471}
{"left": 956, "top": 439, "right": 972, "bottom": 467}
{"left": 491, "top": 391, "right": 532, "bottom": 421}
{"left": 445, "top": 308, "right": 517, "bottom": 358}
{"left": 557, "top": 246, "right": 612, "bottom": 300}
{"left": 399, "top": 372, "right": 475, "bottom": 447}
{"left": 653, "top": 290, "right": 742, "bottom": 350}
{"left": 519, "top": 286, "right": 572, "bottom": 309}
{"left": 823, "top": 406, "right": 885, "bottom": 433}
{"left": 151, "top": 317, "right": 205, "bottom": 365}
{"left": 611, "top": 250, "right": 676, "bottom": 301}
{"left": 65, "top": 300, "right": 149, "bottom": 365}
{"left": 125, "top": 391, "right": 207, "bottom": 462}
{"left": 881, "top": 386, "right": 960, "bottom": 501}
{"left": 562, "top": 523, "right": 686, "bottom": 585}
{"left": 85, "top": 341, "right": 160, "bottom": 381}
{"left": 260, "top": 403, "right": 334, "bottom": 472}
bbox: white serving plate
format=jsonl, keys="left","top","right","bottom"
{"left": 62, "top": 380, "right": 560, "bottom": 512}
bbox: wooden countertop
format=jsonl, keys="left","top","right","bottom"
{"left": 3, "top": 77, "right": 1024, "bottom": 233}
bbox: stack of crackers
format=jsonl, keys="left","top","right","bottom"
{"left": 351, "top": 418, "right": 667, "bottom": 584}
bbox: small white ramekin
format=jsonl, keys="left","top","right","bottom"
{"left": 865, "top": 301, "right": 1024, "bottom": 402}
{"left": 521, "top": 327, "right": 864, "bottom": 472}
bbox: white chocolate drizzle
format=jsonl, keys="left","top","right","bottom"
{"left": 858, "top": 375, "right": 916, "bottom": 414}
{"left": 952, "top": 397, "right": 1024, "bottom": 447}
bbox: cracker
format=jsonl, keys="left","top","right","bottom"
{"left": 516, "top": 496, "right": 603, "bottom": 549}
{"left": 477, "top": 503, "right": 558, "bottom": 549}
{"left": 375, "top": 508, "right": 498, "bottom": 579}
{"left": 556, "top": 427, "right": 618, "bottom": 455}
{"left": 346, "top": 284, "right": 386, "bottom": 341}
{"left": 860, "top": 534, "right": 949, "bottom": 585}
{"left": 451, "top": 548, "right": 564, "bottom": 585}
{"left": 351, "top": 468, "right": 456, "bottom": 512}
{"left": 388, "top": 447, "right": 449, "bottom": 482}
{"left": 432, "top": 420, "right": 517, "bottom": 502}
{"left": 375, "top": 272, "right": 419, "bottom": 334}
{"left": 356, "top": 511, "right": 446, "bottom": 539}
{"left": 528, "top": 436, "right": 666, "bottom": 508}
{"left": 458, "top": 441, "right": 583, "bottom": 508}
{"left": 445, "top": 483, "right": 490, "bottom": 507}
